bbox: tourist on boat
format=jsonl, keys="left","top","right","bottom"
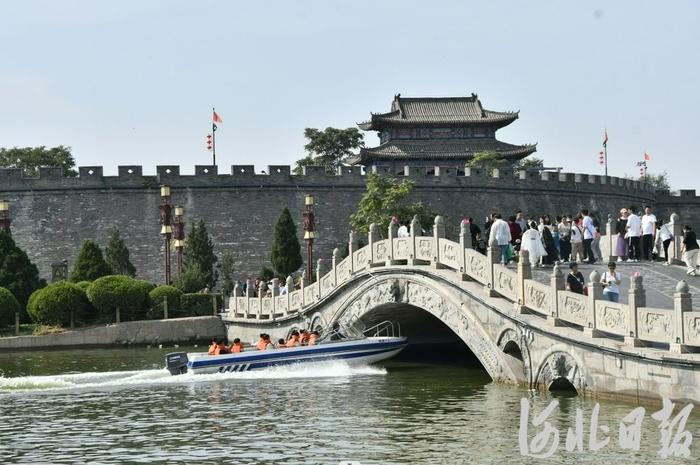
{"left": 256, "top": 333, "right": 272, "bottom": 350}
{"left": 207, "top": 338, "right": 218, "bottom": 355}
{"left": 308, "top": 331, "right": 320, "bottom": 345}
{"left": 276, "top": 338, "right": 287, "bottom": 349}
{"left": 299, "top": 329, "right": 310, "bottom": 345}
{"left": 230, "top": 338, "right": 243, "bottom": 353}
{"left": 286, "top": 330, "right": 300, "bottom": 347}
{"left": 214, "top": 339, "right": 229, "bottom": 355}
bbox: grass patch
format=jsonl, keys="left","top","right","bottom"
{"left": 0, "top": 324, "right": 66, "bottom": 337}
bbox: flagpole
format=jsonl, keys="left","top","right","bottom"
{"left": 212, "top": 107, "right": 216, "bottom": 166}
{"left": 604, "top": 144, "right": 607, "bottom": 177}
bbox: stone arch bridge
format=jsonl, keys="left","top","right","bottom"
{"left": 222, "top": 217, "right": 700, "bottom": 402}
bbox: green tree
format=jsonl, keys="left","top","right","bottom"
{"left": 643, "top": 171, "right": 671, "bottom": 190}
{"left": 270, "top": 208, "right": 303, "bottom": 277}
{"left": 173, "top": 263, "right": 208, "bottom": 293}
{"left": 86, "top": 275, "right": 149, "bottom": 321}
{"left": 0, "top": 230, "right": 45, "bottom": 312}
{"left": 148, "top": 285, "right": 183, "bottom": 317}
{"left": 349, "top": 173, "right": 432, "bottom": 235}
{"left": 183, "top": 220, "right": 217, "bottom": 288}
{"left": 259, "top": 266, "right": 275, "bottom": 282}
{"left": 0, "top": 287, "right": 21, "bottom": 327}
{"left": 105, "top": 227, "right": 136, "bottom": 277}
{"left": 513, "top": 157, "right": 545, "bottom": 171}
{"left": 0, "top": 146, "right": 78, "bottom": 177}
{"left": 293, "top": 127, "right": 364, "bottom": 174}
{"left": 70, "top": 240, "right": 112, "bottom": 282}
{"left": 218, "top": 250, "right": 235, "bottom": 297}
{"left": 467, "top": 151, "right": 508, "bottom": 170}
{"left": 26, "top": 282, "right": 90, "bottom": 326}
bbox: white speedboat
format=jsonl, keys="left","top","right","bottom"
{"left": 165, "top": 321, "right": 407, "bottom": 375}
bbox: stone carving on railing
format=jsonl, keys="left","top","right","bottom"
{"left": 275, "top": 295, "right": 288, "bottom": 315}
{"left": 336, "top": 256, "right": 352, "bottom": 285}
{"left": 289, "top": 290, "right": 302, "bottom": 311}
{"left": 493, "top": 264, "right": 517, "bottom": 300}
{"left": 416, "top": 237, "right": 434, "bottom": 262}
{"left": 261, "top": 298, "right": 273, "bottom": 318}
{"left": 638, "top": 308, "right": 674, "bottom": 343}
{"left": 393, "top": 238, "right": 410, "bottom": 260}
{"left": 465, "top": 249, "right": 489, "bottom": 285}
{"left": 236, "top": 297, "right": 247, "bottom": 317}
{"left": 685, "top": 313, "right": 700, "bottom": 345}
{"left": 557, "top": 291, "right": 588, "bottom": 326}
{"left": 304, "top": 284, "right": 317, "bottom": 304}
{"left": 438, "top": 239, "right": 461, "bottom": 270}
{"left": 249, "top": 298, "right": 260, "bottom": 316}
{"left": 594, "top": 301, "right": 628, "bottom": 337}
{"left": 524, "top": 280, "right": 550, "bottom": 315}
{"left": 374, "top": 239, "right": 389, "bottom": 263}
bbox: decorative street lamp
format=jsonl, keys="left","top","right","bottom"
{"left": 0, "top": 200, "right": 11, "bottom": 233}
{"left": 159, "top": 185, "right": 173, "bottom": 285}
{"left": 303, "top": 194, "right": 316, "bottom": 281}
{"left": 173, "top": 205, "right": 185, "bottom": 277}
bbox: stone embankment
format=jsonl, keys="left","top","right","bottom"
{"left": 0, "top": 316, "right": 226, "bottom": 350}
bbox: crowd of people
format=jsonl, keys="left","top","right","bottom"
{"left": 207, "top": 330, "right": 320, "bottom": 355}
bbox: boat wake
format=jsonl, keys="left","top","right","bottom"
{"left": 0, "top": 360, "right": 387, "bottom": 394}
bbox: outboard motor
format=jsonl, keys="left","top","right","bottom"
{"left": 165, "top": 352, "right": 189, "bottom": 375}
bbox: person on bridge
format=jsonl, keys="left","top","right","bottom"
{"left": 557, "top": 216, "right": 572, "bottom": 263}
{"left": 656, "top": 220, "right": 673, "bottom": 264}
{"left": 601, "top": 262, "right": 622, "bottom": 302}
{"left": 520, "top": 221, "right": 546, "bottom": 267}
{"left": 570, "top": 216, "right": 584, "bottom": 263}
{"left": 626, "top": 206, "right": 642, "bottom": 262}
{"left": 682, "top": 225, "right": 698, "bottom": 276}
{"left": 230, "top": 338, "right": 243, "bottom": 353}
{"left": 641, "top": 206, "right": 657, "bottom": 261}
{"left": 566, "top": 262, "right": 585, "bottom": 294}
{"left": 490, "top": 214, "right": 512, "bottom": 265}
{"left": 615, "top": 208, "right": 630, "bottom": 262}
{"left": 580, "top": 209, "right": 597, "bottom": 264}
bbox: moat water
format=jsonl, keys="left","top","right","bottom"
{"left": 0, "top": 346, "right": 697, "bottom": 464}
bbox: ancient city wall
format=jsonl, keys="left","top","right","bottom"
{"left": 1, "top": 164, "right": 694, "bottom": 284}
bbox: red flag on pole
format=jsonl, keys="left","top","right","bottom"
{"left": 644, "top": 151, "right": 651, "bottom": 161}
{"left": 213, "top": 111, "right": 223, "bottom": 124}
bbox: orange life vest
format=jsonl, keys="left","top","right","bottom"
{"left": 230, "top": 343, "right": 243, "bottom": 353}
{"left": 299, "top": 333, "right": 310, "bottom": 345}
{"left": 214, "top": 343, "right": 229, "bottom": 355}
{"left": 286, "top": 335, "right": 299, "bottom": 348}
{"left": 308, "top": 334, "right": 318, "bottom": 346}
{"left": 256, "top": 339, "right": 269, "bottom": 350}
{"left": 208, "top": 343, "right": 217, "bottom": 355}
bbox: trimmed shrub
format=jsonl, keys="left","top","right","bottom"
{"left": 75, "top": 281, "right": 92, "bottom": 292}
{"left": 173, "top": 263, "right": 207, "bottom": 294}
{"left": 0, "top": 287, "right": 21, "bottom": 327}
{"left": 180, "top": 293, "right": 223, "bottom": 317}
{"left": 86, "top": 275, "right": 149, "bottom": 321}
{"left": 148, "top": 286, "right": 183, "bottom": 318}
{"left": 26, "top": 282, "right": 89, "bottom": 326}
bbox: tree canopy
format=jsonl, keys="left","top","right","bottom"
{"left": 467, "top": 151, "right": 508, "bottom": 170}
{"left": 70, "top": 240, "right": 112, "bottom": 282}
{"left": 513, "top": 157, "right": 545, "bottom": 171}
{"left": 270, "top": 208, "right": 303, "bottom": 277}
{"left": 0, "top": 146, "right": 78, "bottom": 177}
{"left": 183, "top": 220, "right": 217, "bottom": 288}
{"left": 105, "top": 227, "right": 136, "bottom": 277}
{"left": 217, "top": 250, "right": 235, "bottom": 296}
{"left": 643, "top": 172, "right": 671, "bottom": 191}
{"left": 0, "top": 230, "right": 45, "bottom": 310}
{"left": 293, "top": 127, "right": 364, "bottom": 174}
{"left": 349, "top": 173, "right": 432, "bottom": 235}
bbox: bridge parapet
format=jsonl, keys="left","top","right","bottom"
{"left": 226, "top": 218, "right": 700, "bottom": 354}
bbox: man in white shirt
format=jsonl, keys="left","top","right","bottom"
{"left": 490, "top": 214, "right": 512, "bottom": 265}
{"left": 581, "top": 209, "right": 596, "bottom": 264}
{"left": 626, "top": 206, "right": 642, "bottom": 262}
{"left": 641, "top": 206, "right": 657, "bottom": 261}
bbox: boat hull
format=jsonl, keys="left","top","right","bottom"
{"left": 167, "top": 337, "right": 407, "bottom": 375}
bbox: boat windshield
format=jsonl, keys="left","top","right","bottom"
{"left": 317, "top": 321, "right": 365, "bottom": 343}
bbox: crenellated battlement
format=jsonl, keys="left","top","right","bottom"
{"left": 0, "top": 164, "right": 659, "bottom": 195}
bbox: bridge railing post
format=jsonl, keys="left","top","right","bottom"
{"left": 246, "top": 276, "right": 255, "bottom": 318}
{"left": 548, "top": 264, "right": 564, "bottom": 325}
{"left": 669, "top": 213, "right": 683, "bottom": 265}
{"left": 386, "top": 220, "right": 398, "bottom": 266}
{"left": 625, "top": 274, "right": 645, "bottom": 346}
{"left": 584, "top": 270, "right": 604, "bottom": 337}
{"left": 671, "top": 280, "right": 692, "bottom": 353}
{"left": 408, "top": 215, "right": 421, "bottom": 265}
{"left": 285, "top": 275, "right": 294, "bottom": 315}
{"left": 485, "top": 236, "right": 499, "bottom": 297}
{"left": 315, "top": 258, "right": 325, "bottom": 300}
{"left": 458, "top": 220, "right": 472, "bottom": 280}
{"left": 300, "top": 270, "right": 307, "bottom": 306}
{"left": 433, "top": 215, "right": 445, "bottom": 269}
{"left": 256, "top": 283, "right": 264, "bottom": 319}
{"left": 348, "top": 230, "right": 359, "bottom": 274}
{"left": 516, "top": 249, "right": 532, "bottom": 313}
{"left": 368, "top": 223, "right": 380, "bottom": 267}
{"left": 270, "top": 277, "right": 280, "bottom": 320}
{"left": 230, "top": 282, "right": 241, "bottom": 315}
{"left": 605, "top": 214, "right": 615, "bottom": 263}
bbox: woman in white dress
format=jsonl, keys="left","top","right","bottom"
{"left": 520, "top": 221, "right": 547, "bottom": 267}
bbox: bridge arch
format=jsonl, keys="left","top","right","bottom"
{"left": 326, "top": 274, "right": 522, "bottom": 384}
{"left": 534, "top": 347, "right": 590, "bottom": 394}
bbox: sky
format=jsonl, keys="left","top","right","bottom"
{"left": 1, "top": 0, "right": 698, "bottom": 190}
